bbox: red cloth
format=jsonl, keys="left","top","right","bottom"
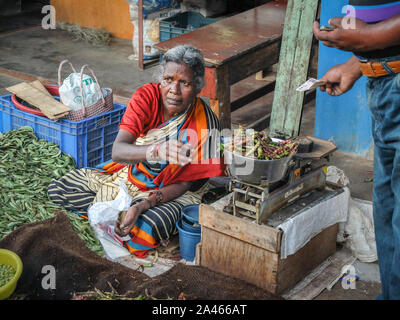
{"left": 112, "top": 83, "right": 226, "bottom": 190}
{"left": 119, "top": 83, "right": 164, "bottom": 139}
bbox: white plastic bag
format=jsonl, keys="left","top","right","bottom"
{"left": 326, "top": 166, "right": 350, "bottom": 187}
{"left": 327, "top": 166, "right": 377, "bottom": 262}
{"left": 59, "top": 72, "right": 103, "bottom": 111}
{"left": 341, "top": 198, "right": 377, "bottom": 263}
{"left": 87, "top": 181, "right": 133, "bottom": 259}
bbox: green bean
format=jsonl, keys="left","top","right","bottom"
{"left": 0, "top": 127, "right": 103, "bottom": 257}
{"left": 0, "top": 264, "right": 16, "bottom": 287}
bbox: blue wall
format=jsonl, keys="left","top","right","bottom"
{"left": 315, "top": 0, "right": 372, "bottom": 156}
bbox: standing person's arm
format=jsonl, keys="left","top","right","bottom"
{"left": 313, "top": 14, "right": 400, "bottom": 52}
{"left": 318, "top": 55, "right": 362, "bottom": 96}
{"left": 312, "top": 14, "right": 400, "bottom": 97}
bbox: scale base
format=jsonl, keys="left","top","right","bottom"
{"left": 229, "top": 167, "right": 327, "bottom": 224}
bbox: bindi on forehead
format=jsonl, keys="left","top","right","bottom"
{"left": 163, "top": 62, "right": 194, "bottom": 80}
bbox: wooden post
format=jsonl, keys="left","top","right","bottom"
{"left": 209, "top": 65, "right": 231, "bottom": 129}
{"left": 269, "top": 0, "right": 319, "bottom": 139}
{"left": 138, "top": 0, "right": 144, "bottom": 71}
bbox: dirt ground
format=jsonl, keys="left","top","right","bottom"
{"left": 0, "top": 211, "right": 283, "bottom": 300}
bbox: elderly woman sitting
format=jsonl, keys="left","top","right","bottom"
{"left": 48, "top": 45, "right": 225, "bottom": 257}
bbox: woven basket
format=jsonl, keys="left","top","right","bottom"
{"left": 58, "top": 60, "right": 113, "bottom": 121}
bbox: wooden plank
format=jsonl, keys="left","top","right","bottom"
{"left": 283, "top": 0, "right": 318, "bottom": 135}
{"left": 199, "top": 204, "right": 282, "bottom": 253}
{"left": 269, "top": 0, "right": 300, "bottom": 138}
{"left": 29, "top": 81, "right": 68, "bottom": 119}
{"left": 200, "top": 227, "right": 280, "bottom": 294}
{"left": 30, "top": 80, "right": 53, "bottom": 97}
{"left": 6, "top": 82, "right": 71, "bottom": 120}
{"left": 269, "top": 0, "right": 319, "bottom": 139}
{"left": 29, "top": 81, "right": 69, "bottom": 120}
{"left": 283, "top": 249, "right": 356, "bottom": 300}
{"left": 255, "top": 64, "right": 277, "bottom": 81}
{"left": 276, "top": 224, "right": 338, "bottom": 293}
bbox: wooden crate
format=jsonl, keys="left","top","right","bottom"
{"left": 197, "top": 204, "right": 338, "bottom": 295}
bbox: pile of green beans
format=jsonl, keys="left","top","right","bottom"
{"left": 0, "top": 127, "right": 104, "bottom": 256}
{"left": 0, "top": 263, "right": 15, "bottom": 287}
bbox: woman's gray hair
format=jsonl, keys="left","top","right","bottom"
{"left": 156, "top": 45, "right": 205, "bottom": 93}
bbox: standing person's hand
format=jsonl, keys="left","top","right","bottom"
{"left": 313, "top": 17, "right": 373, "bottom": 52}
{"left": 318, "top": 56, "right": 363, "bottom": 96}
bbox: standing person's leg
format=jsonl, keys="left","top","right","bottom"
{"left": 367, "top": 71, "right": 400, "bottom": 299}
{"left": 372, "top": 141, "right": 395, "bottom": 300}
{"left": 390, "top": 147, "right": 400, "bottom": 299}
{"left": 384, "top": 71, "right": 400, "bottom": 299}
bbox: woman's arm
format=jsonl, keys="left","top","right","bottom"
{"left": 112, "top": 129, "right": 193, "bottom": 166}
{"left": 111, "top": 129, "right": 149, "bottom": 165}
{"left": 114, "top": 181, "right": 193, "bottom": 236}
{"left": 148, "top": 181, "right": 193, "bottom": 206}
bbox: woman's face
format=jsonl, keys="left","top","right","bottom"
{"left": 160, "top": 62, "right": 197, "bottom": 119}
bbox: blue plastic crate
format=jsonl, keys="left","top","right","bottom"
{"left": 0, "top": 94, "right": 127, "bottom": 169}
{"left": 159, "top": 11, "right": 219, "bottom": 42}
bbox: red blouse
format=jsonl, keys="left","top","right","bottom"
{"left": 119, "top": 83, "right": 165, "bottom": 138}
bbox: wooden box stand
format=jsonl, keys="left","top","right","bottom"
{"left": 197, "top": 204, "right": 338, "bottom": 295}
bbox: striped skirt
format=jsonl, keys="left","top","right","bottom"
{"left": 48, "top": 167, "right": 204, "bottom": 256}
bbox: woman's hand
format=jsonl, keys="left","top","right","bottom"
{"left": 157, "top": 139, "right": 193, "bottom": 166}
{"left": 319, "top": 56, "right": 362, "bottom": 96}
{"left": 114, "top": 201, "right": 149, "bottom": 237}
{"left": 114, "top": 180, "right": 194, "bottom": 237}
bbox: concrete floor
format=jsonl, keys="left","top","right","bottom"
{"left": 0, "top": 13, "right": 381, "bottom": 300}
{"left": 0, "top": 26, "right": 156, "bottom": 96}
